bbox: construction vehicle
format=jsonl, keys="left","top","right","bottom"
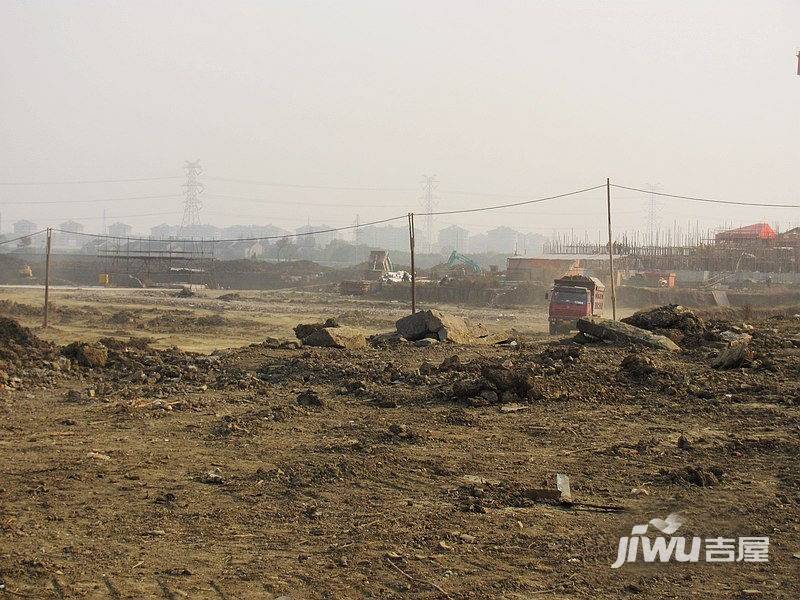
{"left": 546, "top": 274, "right": 605, "bottom": 334}
{"left": 625, "top": 270, "right": 676, "bottom": 288}
{"left": 446, "top": 250, "right": 481, "bottom": 274}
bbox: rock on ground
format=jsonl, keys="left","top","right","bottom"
{"left": 294, "top": 318, "right": 339, "bottom": 341}
{"left": 301, "top": 326, "right": 366, "bottom": 349}
{"left": 620, "top": 353, "right": 657, "bottom": 377}
{"left": 395, "top": 309, "right": 490, "bottom": 344}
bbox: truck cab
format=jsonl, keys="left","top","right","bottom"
{"left": 547, "top": 275, "right": 605, "bottom": 334}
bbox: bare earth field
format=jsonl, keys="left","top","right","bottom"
{"left": 0, "top": 286, "right": 798, "bottom": 599}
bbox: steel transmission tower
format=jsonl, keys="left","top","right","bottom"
{"left": 180, "top": 160, "right": 204, "bottom": 235}
{"left": 421, "top": 174, "right": 438, "bottom": 253}
{"left": 645, "top": 183, "right": 662, "bottom": 247}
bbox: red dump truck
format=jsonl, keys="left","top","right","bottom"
{"left": 546, "top": 275, "right": 605, "bottom": 334}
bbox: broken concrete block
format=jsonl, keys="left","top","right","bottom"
{"left": 711, "top": 334, "right": 752, "bottom": 369}
{"left": 577, "top": 317, "right": 681, "bottom": 352}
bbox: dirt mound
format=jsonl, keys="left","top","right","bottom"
{"left": 108, "top": 310, "right": 138, "bottom": 325}
{"left": 0, "top": 317, "right": 58, "bottom": 380}
{"left": 145, "top": 312, "right": 228, "bottom": 332}
{"left": 0, "top": 317, "right": 47, "bottom": 348}
{"left": 195, "top": 314, "right": 227, "bottom": 327}
{"left": 62, "top": 342, "right": 109, "bottom": 368}
{"left": 217, "top": 292, "right": 242, "bottom": 301}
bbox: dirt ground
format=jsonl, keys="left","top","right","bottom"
{"left": 0, "top": 286, "right": 798, "bottom": 599}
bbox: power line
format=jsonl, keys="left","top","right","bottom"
{"left": 52, "top": 214, "right": 409, "bottom": 244}
{"left": 207, "top": 174, "right": 600, "bottom": 202}
{"left": 205, "top": 176, "right": 414, "bottom": 193}
{"left": 48, "top": 211, "right": 182, "bottom": 222}
{"left": 46, "top": 183, "right": 609, "bottom": 242}
{"left": 0, "top": 194, "right": 182, "bottom": 206}
{"left": 203, "top": 193, "right": 408, "bottom": 209}
{"left": 0, "top": 230, "right": 46, "bottom": 246}
{"left": 613, "top": 184, "right": 800, "bottom": 208}
{"left": 423, "top": 184, "right": 607, "bottom": 216}
{"left": 0, "top": 176, "right": 181, "bottom": 186}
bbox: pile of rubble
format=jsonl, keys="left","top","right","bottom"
{"left": 0, "top": 318, "right": 61, "bottom": 390}
{"left": 445, "top": 345, "right": 583, "bottom": 406}
{"left": 0, "top": 314, "right": 271, "bottom": 396}
{"left": 579, "top": 305, "right": 797, "bottom": 370}
{"left": 59, "top": 337, "right": 253, "bottom": 398}
{"left": 621, "top": 304, "right": 707, "bottom": 346}
{"left": 621, "top": 305, "right": 798, "bottom": 369}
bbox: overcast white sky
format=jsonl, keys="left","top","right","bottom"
{"left": 1, "top": 1, "right": 798, "bottom": 240}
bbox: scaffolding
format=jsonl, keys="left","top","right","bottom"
{"left": 97, "top": 237, "right": 215, "bottom": 286}
{"left": 544, "top": 238, "right": 800, "bottom": 274}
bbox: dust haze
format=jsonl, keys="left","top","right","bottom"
{"left": 1, "top": 1, "right": 798, "bottom": 237}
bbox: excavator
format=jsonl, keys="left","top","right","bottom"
{"left": 446, "top": 250, "right": 481, "bottom": 274}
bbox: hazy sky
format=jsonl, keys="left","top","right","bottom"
{"left": 1, "top": 0, "right": 798, "bottom": 241}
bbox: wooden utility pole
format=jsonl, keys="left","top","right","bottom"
{"left": 606, "top": 179, "right": 617, "bottom": 320}
{"left": 408, "top": 212, "right": 416, "bottom": 314}
{"left": 43, "top": 228, "right": 52, "bottom": 327}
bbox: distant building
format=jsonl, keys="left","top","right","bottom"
{"left": 150, "top": 223, "right": 177, "bottom": 239}
{"left": 221, "top": 224, "right": 290, "bottom": 240}
{"left": 438, "top": 225, "right": 469, "bottom": 254}
{"left": 13, "top": 219, "right": 37, "bottom": 236}
{"left": 468, "top": 232, "right": 488, "bottom": 254}
{"left": 180, "top": 224, "right": 221, "bottom": 239}
{"left": 59, "top": 220, "right": 84, "bottom": 233}
{"left": 54, "top": 220, "right": 84, "bottom": 248}
{"left": 149, "top": 223, "right": 221, "bottom": 239}
{"left": 521, "top": 232, "right": 546, "bottom": 255}
{"left": 779, "top": 227, "right": 800, "bottom": 247}
{"left": 715, "top": 223, "right": 777, "bottom": 244}
{"left": 107, "top": 222, "right": 132, "bottom": 238}
{"left": 486, "top": 226, "right": 523, "bottom": 254}
{"left": 218, "top": 240, "right": 265, "bottom": 259}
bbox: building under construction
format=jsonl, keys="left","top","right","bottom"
{"left": 542, "top": 222, "right": 800, "bottom": 283}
